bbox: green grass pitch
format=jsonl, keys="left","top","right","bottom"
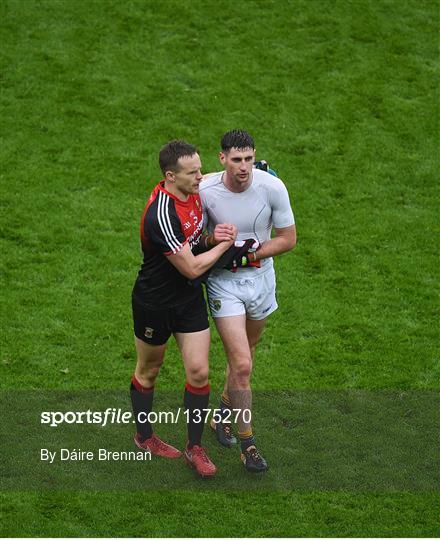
{"left": 1, "top": 0, "right": 439, "bottom": 536}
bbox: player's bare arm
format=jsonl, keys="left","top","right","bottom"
{"left": 252, "top": 224, "right": 296, "bottom": 262}
{"left": 168, "top": 227, "right": 237, "bottom": 280}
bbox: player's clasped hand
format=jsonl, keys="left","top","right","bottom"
{"left": 213, "top": 223, "right": 237, "bottom": 245}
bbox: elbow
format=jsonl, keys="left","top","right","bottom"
{"left": 185, "top": 264, "right": 204, "bottom": 280}
{"left": 183, "top": 268, "right": 199, "bottom": 280}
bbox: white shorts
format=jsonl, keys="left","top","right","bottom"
{"left": 206, "top": 267, "right": 278, "bottom": 320}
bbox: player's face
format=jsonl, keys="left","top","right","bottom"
{"left": 171, "top": 153, "right": 203, "bottom": 198}
{"left": 220, "top": 147, "right": 255, "bottom": 192}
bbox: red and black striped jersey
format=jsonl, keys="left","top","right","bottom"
{"left": 133, "top": 181, "right": 204, "bottom": 308}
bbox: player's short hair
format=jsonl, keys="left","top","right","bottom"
{"left": 159, "top": 140, "right": 198, "bottom": 174}
{"left": 221, "top": 129, "right": 255, "bottom": 153}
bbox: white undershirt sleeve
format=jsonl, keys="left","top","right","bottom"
{"left": 271, "top": 178, "right": 295, "bottom": 228}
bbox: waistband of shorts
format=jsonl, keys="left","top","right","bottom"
{"left": 208, "top": 258, "right": 274, "bottom": 281}
{"left": 132, "top": 289, "right": 202, "bottom": 310}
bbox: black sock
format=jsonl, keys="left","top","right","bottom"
{"left": 184, "top": 382, "right": 210, "bottom": 448}
{"left": 130, "top": 375, "right": 154, "bottom": 441}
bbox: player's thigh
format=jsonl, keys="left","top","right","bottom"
{"left": 214, "top": 315, "right": 252, "bottom": 364}
{"left": 172, "top": 290, "right": 210, "bottom": 374}
{"left": 134, "top": 336, "right": 167, "bottom": 371}
{"left": 174, "top": 328, "right": 210, "bottom": 379}
{"left": 246, "top": 317, "right": 267, "bottom": 353}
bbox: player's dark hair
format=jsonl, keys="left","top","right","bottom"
{"left": 159, "top": 140, "right": 198, "bottom": 174}
{"left": 221, "top": 129, "right": 255, "bottom": 153}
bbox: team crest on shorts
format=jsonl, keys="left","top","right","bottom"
{"left": 212, "top": 299, "right": 222, "bottom": 312}
{"left": 144, "top": 327, "right": 154, "bottom": 338}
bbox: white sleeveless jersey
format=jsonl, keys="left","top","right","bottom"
{"left": 199, "top": 168, "right": 295, "bottom": 278}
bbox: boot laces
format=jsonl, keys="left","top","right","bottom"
{"left": 151, "top": 435, "right": 169, "bottom": 451}
{"left": 193, "top": 445, "right": 210, "bottom": 463}
{"left": 222, "top": 423, "right": 232, "bottom": 436}
{"left": 247, "top": 447, "right": 263, "bottom": 463}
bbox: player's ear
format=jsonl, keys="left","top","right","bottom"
{"left": 164, "top": 170, "right": 175, "bottom": 182}
{"left": 219, "top": 151, "right": 226, "bottom": 166}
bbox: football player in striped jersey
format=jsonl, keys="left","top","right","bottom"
{"left": 131, "top": 140, "right": 237, "bottom": 478}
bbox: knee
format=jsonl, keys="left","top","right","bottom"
{"left": 186, "top": 365, "right": 209, "bottom": 387}
{"left": 136, "top": 362, "right": 162, "bottom": 386}
{"left": 230, "top": 356, "right": 252, "bottom": 382}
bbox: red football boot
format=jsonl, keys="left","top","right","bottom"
{"left": 184, "top": 444, "right": 217, "bottom": 477}
{"left": 134, "top": 433, "right": 182, "bottom": 458}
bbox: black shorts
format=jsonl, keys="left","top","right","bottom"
{"left": 132, "top": 289, "right": 209, "bottom": 346}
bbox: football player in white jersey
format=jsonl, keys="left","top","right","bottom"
{"left": 199, "top": 130, "right": 296, "bottom": 472}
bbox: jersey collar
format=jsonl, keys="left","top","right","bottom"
{"left": 158, "top": 180, "right": 192, "bottom": 205}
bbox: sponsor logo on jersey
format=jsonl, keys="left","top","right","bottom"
{"left": 188, "top": 217, "right": 204, "bottom": 247}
